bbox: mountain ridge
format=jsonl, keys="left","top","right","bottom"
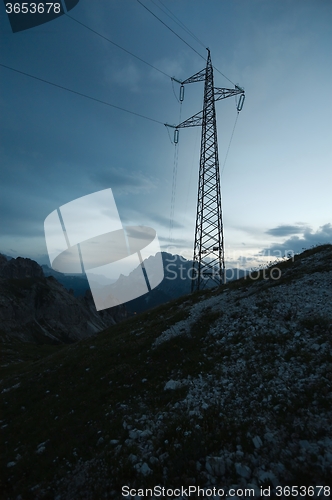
{"left": 0, "top": 254, "right": 127, "bottom": 346}
{"left": 7, "top": 252, "right": 249, "bottom": 315}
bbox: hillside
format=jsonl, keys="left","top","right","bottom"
{"left": 0, "top": 255, "right": 126, "bottom": 348}
{"left": 0, "top": 244, "right": 331, "bottom": 498}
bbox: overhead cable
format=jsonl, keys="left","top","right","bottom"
{"left": 137, "top": 0, "right": 235, "bottom": 86}
{"left": 220, "top": 111, "right": 240, "bottom": 177}
{"left": 65, "top": 13, "right": 172, "bottom": 79}
{"left": 213, "top": 66, "right": 235, "bottom": 86}
{"left": 68, "top": 3, "right": 236, "bottom": 87}
{"left": 0, "top": 63, "right": 165, "bottom": 125}
{"left": 136, "top": 0, "right": 205, "bottom": 61}
{"left": 152, "top": 0, "right": 206, "bottom": 49}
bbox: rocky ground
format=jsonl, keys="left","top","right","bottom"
{"left": 1, "top": 245, "right": 331, "bottom": 499}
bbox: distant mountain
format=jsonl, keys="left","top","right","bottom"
{"left": 42, "top": 264, "right": 90, "bottom": 297}
{"left": 1, "top": 254, "right": 13, "bottom": 261}
{"left": 3, "top": 252, "right": 247, "bottom": 318}
{"left": 110, "top": 252, "right": 248, "bottom": 314}
{"left": 0, "top": 255, "right": 127, "bottom": 344}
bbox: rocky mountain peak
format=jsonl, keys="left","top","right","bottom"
{"left": 0, "top": 254, "right": 44, "bottom": 279}
{"left": 0, "top": 254, "right": 127, "bottom": 344}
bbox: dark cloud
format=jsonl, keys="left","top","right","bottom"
{"left": 265, "top": 224, "right": 308, "bottom": 237}
{"left": 0, "top": 188, "right": 46, "bottom": 237}
{"left": 260, "top": 223, "right": 332, "bottom": 256}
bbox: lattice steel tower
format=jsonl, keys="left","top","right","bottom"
{"left": 168, "top": 49, "right": 245, "bottom": 292}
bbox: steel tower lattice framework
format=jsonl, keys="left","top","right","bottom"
{"left": 168, "top": 50, "right": 245, "bottom": 292}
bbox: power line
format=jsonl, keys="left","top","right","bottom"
{"left": 213, "top": 65, "right": 235, "bottom": 86}
{"left": 65, "top": 13, "right": 172, "bottom": 79}
{"left": 0, "top": 63, "right": 165, "bottom": 125}
{"left": 152, "top": 0, "right": 206, "bottom": 49}
{"left": 169, "top": 98, "right": 182, "bottom": 243}
{"left": 220, "top": 111, "right": 240, "bottom": 178}
{"left": 156, "top": 0, "right": 236, "bottom": 85}
{"left": 69, "top": 3, "right": 235, "bottom": 87}
{"left": 136, "top": 0, "right": 205, "bottom": 61}
{"left": 137, "top": 0, "right": 235, "bottom": 86}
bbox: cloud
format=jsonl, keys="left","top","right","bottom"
{"left": 149, "top": 52, "right": 190, "bottom": 82}
{"left": 90, "top": 167, "right": 157, "bottom": 195}
{"left": 104, "top": 62, "right": 142, "bottom": 92}
{"left": 158, "top": 235, "right": 191, "bottom": 248}
{"left": 0, "top": 188, "right": 46, "bottom": 237}
{"left": 265, "top": 224, "right": 309, "bottom": 237}
{"left": 147, "top": 213, "right": 184, "bottom": 229}
{"left": 260, "top": 223, "right": 332, "bottom": 256}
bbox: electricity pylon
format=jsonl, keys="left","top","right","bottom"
{"left": 166, "top": 49, "right": 245, "bottom": 292}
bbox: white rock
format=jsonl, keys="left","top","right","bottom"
{"left": 252, "top": 436, "right": 263, "bottom": 449}
{"left": 264, "top": 432, "right": 275, "bottom": 443}
{"left": 139, "top": 462, "right": 152, "bottom": 476}
{"left": 299, "top": 440, "right": 311, "bottom": 450}
{"left": 257, "top": 470, "right": 279, "bottom": 487}
{"left": 140, "top": 429, "right": 152, "bottom": 439}
{"left": 164, "top": 379, "right": 182, "bottom": 390}
{"left": 129, "top": 429, "right": 141, "bottom": 439}
{"left": 205, "top": 456, "right": 226, "bottom": 476}
{"left": 129, "top": 453, "right": 138, "bottom": 464}
{"left": 235, "top": 462, "right": 251, "bottom": 479}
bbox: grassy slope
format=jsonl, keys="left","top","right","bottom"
{"left": 0, "top": 244, "right": 331, "bottom": 498}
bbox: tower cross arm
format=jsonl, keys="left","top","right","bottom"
{"left": 175, "top": 110, "right": 203, "bottom": 129}
{"left": 214, "top": 87, "right": 244, "bottom": 102}
{"left": 181, "top": 68, "right": 206, "bottom": 85}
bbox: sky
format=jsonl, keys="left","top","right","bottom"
{"left": 1, "top": 0, "right": 331, "bottom": 272}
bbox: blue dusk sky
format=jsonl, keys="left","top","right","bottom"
{"left": 1, "top": 0, "right": 331, "bottom": 270}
